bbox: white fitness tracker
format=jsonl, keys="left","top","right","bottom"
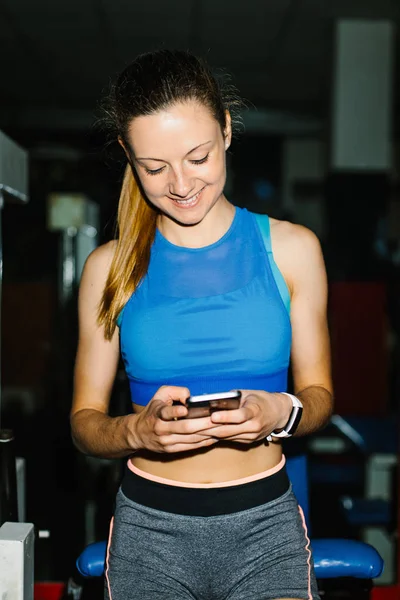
{"left": 266, "top": 393, "right": 303, "bottom": 441}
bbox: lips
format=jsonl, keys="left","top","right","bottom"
{"left": 169, "top": 187, "right": 205, "bottom": 208}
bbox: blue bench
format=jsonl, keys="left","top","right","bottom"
{"left": 76, "top": 455, "right": 383, "bottom": 586}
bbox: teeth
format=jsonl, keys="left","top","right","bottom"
{"left": 175, "top": 190, "right": 201, "bottom": 205}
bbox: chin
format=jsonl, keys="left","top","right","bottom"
{"left": 160, "top": 199, "right": 215, "bottom": 227}
{"left": 166, "top": 206, "right": 207, "bottom": 228}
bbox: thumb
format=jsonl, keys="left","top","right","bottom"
{"left": 152, "top": 385, "right": 191, "bottom": 405}
{"left": 242, "top": 393, "right": 260, "bottom": 404}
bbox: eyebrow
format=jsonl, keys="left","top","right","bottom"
{"left": 135, "top": 140, "right": 212, "bottom": 162}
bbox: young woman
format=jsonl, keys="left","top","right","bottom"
{"left": 70, "top": 49, "right": 333, "bottom": 600}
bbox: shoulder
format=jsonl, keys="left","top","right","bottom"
{"left": 80, "top": 240, "right": 118, "bottom": 296}
{"left": 77, "top": 241, "right": 120, "bottom": 346}
{"left": 84, "top": 240, "right": 117, "bottom": 271}
{"left": 269, "top": 218, "right": 322, "bottom": 261}
{"left": 269, "top": 217, "right": 319, "bottom": 247}
{"left": 83, "top": 240, "right": 117, "bottom": 280}
{"left": 268, "top": 218, "right": 325, "bottom": 293}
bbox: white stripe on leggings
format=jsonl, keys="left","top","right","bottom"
{"left": 105, "top": 516, "right": 114, "bottom": 600}
{"left": 298, "top": 505, "right": 313, "bottom": 600}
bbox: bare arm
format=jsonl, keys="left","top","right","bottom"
{"left": 70, "top": 241, "right": 139, "bottom": 458}
{"left": 277, "top": 223, "right": 333, "bottom": 435}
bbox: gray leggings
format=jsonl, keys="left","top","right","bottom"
{"left": 105, "top": 486, "right": 320, "bottom": 600}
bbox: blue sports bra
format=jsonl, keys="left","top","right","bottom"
{"left": 118, "top": 207, "right": 292, "bottom": 406}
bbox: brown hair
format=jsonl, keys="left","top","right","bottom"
{"left": 98, "top": 49, "right": 243, "bottom": 339}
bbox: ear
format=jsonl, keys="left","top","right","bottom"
{"left": 118, "top": 136, "right": 130, "bottom": 160}
{"left": 224, "top": 111, "right": 232, "bottom": 150}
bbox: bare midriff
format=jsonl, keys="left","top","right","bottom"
{"left": 130, "top": 403, "right": 283, "bottom": 484}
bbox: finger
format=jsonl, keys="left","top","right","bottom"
{"left": 159, "top": 403, "right": 188, "bottom": 421}
{"left": 192, "top": 424, "right": 225, "bottom": 435}
{"left": 160, "top": 433, "right": 216, "bottom": 447}
{"left": 205, "top": 423, "right": 258, "bottom": 439}
{"left": 238, "top": 390, "right": 260, "bottom": 406}
{"left": 153, "top": 410, "right": 210, "bottom": 436}
{"left": 153, "top": 385, "right": 191, "bottom": 404}
{"left": 242, "top": 393, "right": 263, "bottom": 405}
{"left": 220, "top": 438, "right": 254, "bottom": 444}
{"left": 210, "top": 406, "right": 253, "bottom": 424}
{"left": 213, "top": 433, "right": 258, "bottom": 442}
{"left": 169, "top": 415, "right": 216, "bottom": 433}
{"left": 165, "top": 437, "right": 218, "bottom": 454}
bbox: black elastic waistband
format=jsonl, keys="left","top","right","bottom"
{"left": 121, "top": 464, "right": 290, "bottom": 517}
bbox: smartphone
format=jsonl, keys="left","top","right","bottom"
{"left": 181, "top": 390, "right": 241, "bottom": 418}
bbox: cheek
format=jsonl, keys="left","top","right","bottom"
{"left": 212, "top": 159, "right": 227, "bottom": 186}
{"left": 138, "top": 175, "right": 165, "bottom": 199}
{"left": 206, "top": 153, "right": 226, "bottom": 184}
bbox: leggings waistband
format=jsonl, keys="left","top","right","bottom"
{"left": 128, "top": 455, "right": 286, "bottom": 488}
{"left": 121, "top": 459, "right": 290, "bottom": 517}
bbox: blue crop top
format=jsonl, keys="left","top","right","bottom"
{"left": 119, "top": 207, "right": 292, "bottom": 406}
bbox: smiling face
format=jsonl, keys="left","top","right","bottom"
{"left": 123, "top": 100, "right": 232, "bottom": 229}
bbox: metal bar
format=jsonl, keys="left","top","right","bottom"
{"left": 0, "top": 183, "right": 28, "bottom": 204}
{"left": 0, "top": 194, "right": 3, "bottom": 428}
{"left": 0, "top": 430, "right": 18, "bottom": 525}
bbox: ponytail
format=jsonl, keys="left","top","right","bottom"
{"left": 98, "top": 164, "right": 157, "bottom": 339}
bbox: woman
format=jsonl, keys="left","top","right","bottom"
{"left": 70, "top": 49, "right": 333, "bottom": 600}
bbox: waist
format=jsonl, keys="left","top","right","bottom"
{"left": 129, "top": 370, "right": 288, "bottom": 406}
{"left": 121, "top": 456, "right": 290, "bottom": 516}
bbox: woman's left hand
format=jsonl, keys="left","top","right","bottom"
{"left": 204, "top": 390, "right": 292, "bottom": 443}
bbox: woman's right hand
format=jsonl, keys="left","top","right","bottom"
{"left": 131, "top": 386, "right": 220, "bottom": 454}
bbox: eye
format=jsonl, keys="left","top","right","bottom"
{"left": 144, "top": 166, "right": 165, "bottom": 176}
{"left": 191, "top": 153, "right": 209, "bottom": 165}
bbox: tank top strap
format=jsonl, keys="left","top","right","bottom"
{"left": 253, "top": 212, "right": 291, "bottom": 315}
{"left": 254, "top": 213, "right": 273, "bottom": 253}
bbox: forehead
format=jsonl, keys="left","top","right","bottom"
{"left": 127, "top": 101, "right": 220, "bottom": 156}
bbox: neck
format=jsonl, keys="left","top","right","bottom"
{"left": 157, "top": 196, "right": 235, "bottom": 248}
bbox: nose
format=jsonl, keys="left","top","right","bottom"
{"left": 168, "top": 167, "right": 195, "bottom": 198}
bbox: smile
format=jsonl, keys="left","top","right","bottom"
{"left": 169, "top": 187, "right": 205, "bottom": 208}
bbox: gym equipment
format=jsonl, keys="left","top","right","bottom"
{"left": 310, "top": 414, "right": 397, "bottom": 585}
{"left": 0, "top": 521, "right": 35, "bottom": 599}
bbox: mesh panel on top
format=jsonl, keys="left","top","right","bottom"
{"left": 148, "top": 208, "right": 263, "bottom": 298}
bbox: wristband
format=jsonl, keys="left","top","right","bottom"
{"left": 266, "top": 393, "right": 303, "bottom": 441}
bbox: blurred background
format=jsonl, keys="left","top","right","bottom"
{"left": 0, "top": 0, "right": 399, "bottom": 596}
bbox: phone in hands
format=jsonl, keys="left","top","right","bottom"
{"left": 175, "top": 390, "right": 242, "bottom": 419}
